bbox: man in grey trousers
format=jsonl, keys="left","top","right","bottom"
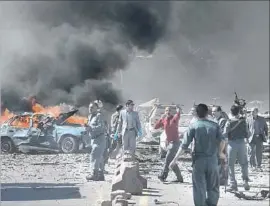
{"left": 223, "top": 105, "right": 250, "bottom": 192}
{"left": 85, "top": 102, "right": 107, "bottom": 181}
{"left": 247, "top": 107, "right": 268, "bottom": 170}
{"left": 154, "top": 106, "right": 183, "bottom": 182}
{"left": 170, "top": 104, "right": 226, "bottom": 206}
{"left": 117, "top": 100, "right": 142, "bottom": 155}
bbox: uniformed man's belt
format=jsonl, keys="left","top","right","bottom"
{"left": 126, "top": 128, "right": 135, "bottom": 131}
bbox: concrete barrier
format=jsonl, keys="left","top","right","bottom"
{"left": 112, "top": 161, "right": 143, "bottom": 195}
{"left": 111, "top": 152, "right": 147, "bottom": 195}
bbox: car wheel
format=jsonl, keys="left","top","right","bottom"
{"left": 1, "top": 137, "right": 15, "bottom": 154}
{"left": 60, "top": 136, "right": 78, "bottom": 153}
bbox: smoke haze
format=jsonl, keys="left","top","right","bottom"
{"left": 0, "top": 1, "right": 269, "bottom": 112}
{"left": 116, "top": 1, "right": 269, "bottom": 111}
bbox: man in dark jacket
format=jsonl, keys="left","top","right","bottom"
{"left": 223, "top": 105, "right": 250, "bottom": 192}
{"left": 247, "top": 107, "right": 268, "bottom": 170}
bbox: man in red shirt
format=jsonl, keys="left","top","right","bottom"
{"left": 154, "top": 106, "right": 184, "bottom": 182}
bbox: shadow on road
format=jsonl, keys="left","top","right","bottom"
{"left": 1, "top": 183, "right": 82, "bottom": 201}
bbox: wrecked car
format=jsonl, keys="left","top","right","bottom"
{"left": 0, "top": 110, "right": 86, "bottom": 154}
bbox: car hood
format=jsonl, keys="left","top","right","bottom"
{"left": 55, "top": 110, "right": 79, "bottom": 125}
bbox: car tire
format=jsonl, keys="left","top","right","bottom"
{"left": 60, "top": 136, "right": 78, "bottom": 153}
{"left": 1, "top": 137, "right": 15, "bottom": 154}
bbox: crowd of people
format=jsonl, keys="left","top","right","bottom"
{"left": 2, "top": 97, "right": 268, "bottom": 205}
{"left": 84, "top": 99, "right": 268, "bottom": 206}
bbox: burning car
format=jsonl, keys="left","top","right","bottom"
{"left": 0, "top": 110, "right": 86, "bottom": 154}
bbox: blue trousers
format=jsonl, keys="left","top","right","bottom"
{"left": 192, "top": 157, "right": 220, "bottom": 206}
{"left": 90, "top": 136, "right": 106, "bottom": 171}
{"left": 227, "top": 139, "right": 249, "bottom": 186}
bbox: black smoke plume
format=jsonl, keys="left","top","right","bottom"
{"left": 0, "top": 1, "right": 171, "bottom": 111}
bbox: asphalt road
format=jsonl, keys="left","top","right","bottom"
{"left": 1, "top": 149, "right": 269, "bottom": 206}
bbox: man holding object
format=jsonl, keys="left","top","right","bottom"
{"left": 154, "top": 105, "right": 184, "bottom": 182}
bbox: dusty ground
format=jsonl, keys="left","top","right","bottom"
{"left": 1, "top": 146, "right": 269, "bottom": 206}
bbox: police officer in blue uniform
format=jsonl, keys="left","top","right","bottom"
{"left": 170, "top": 104, "right": 226, "bottom": 206}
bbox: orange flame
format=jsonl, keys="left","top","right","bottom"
{"left": 0, "top": 109, "right": 14, "bottom": 124}
{"left": 32, "top": 103, "right": 87, "bottom": 125}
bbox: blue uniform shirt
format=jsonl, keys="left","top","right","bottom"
{"left": 182, "top": 119, "right": 224, "bottom": 157}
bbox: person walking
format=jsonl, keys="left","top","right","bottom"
{"left": 223, "top": 105, "right": 250, "bottom": 191}
{"left": 247, "top": 107, "right": 268, "bottom": 171}
{"left": 85, "top": 102, "right": 107, "bottom": 181}
{"left": 154, "top": 106, "right": 184, "bottom": 182}
{"left": 170, "top": 104, "right": 226, "bottom": 206}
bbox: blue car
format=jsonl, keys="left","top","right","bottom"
{"left": 0, "top": 110, "right": 87, "bottom": 154}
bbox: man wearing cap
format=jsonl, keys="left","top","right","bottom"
{"left": 247, "top": 107, "right": 268, "bottom": 170}
{"left": 117, "top": 100, "right": 142, "bottom": 155}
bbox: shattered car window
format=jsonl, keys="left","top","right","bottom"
{"left": 10, "top": 115, "right": 31, "bottom": 128}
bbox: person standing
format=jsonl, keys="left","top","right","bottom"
{"left": 108, "top": 105, "right": 123, "bottom": 158}
{"left": 170, "top": 104, "right": 226, "bottom": 206}
{"left": 154, "top": 106, "right": 183, "bottom": 182}
{"left": 189, "top": 106, "right": 198, "bottom": 124}
{"left": 117, "top": 100, "right": 142, "bottom": 155}
{"left": 212, "top": 106, "right": 227, "bottom": 130}
{"left": 212, "top": 106, "right": 228, "bottom": 185}
{"left": 102, "top": 120, "right": 111, "bottom": 173}
{"left": 85, "top": 102, "right": 107, "bottom": 181}
{"left": 247, "top": 107, "right": 268, "bottom": 170}
{"left": 223, "top": 105, "right": 250, "bottom": 191}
